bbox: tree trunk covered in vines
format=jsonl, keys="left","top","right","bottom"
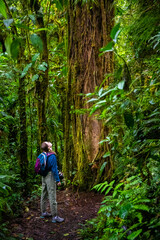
{"left": 18, "top": 76, "right": 28, "bottom": 185}
{"left": 4, "top": 0, "right": 29, "bottom": 186}
{"left": 63, "top": 0, "right": 114, "bottom": 189}
{"left": 32, "top": 0, "right": 49, "bottom": 147}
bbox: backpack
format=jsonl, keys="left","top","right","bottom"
{"left": 35, "top": 152, "right": 48, "bottom": 176}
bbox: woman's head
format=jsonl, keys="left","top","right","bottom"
{"left": 41, "top": 142, "right": 49, "bottom": 152}
{"left": 45, "top": 141, "right": 52, "bottom": 152}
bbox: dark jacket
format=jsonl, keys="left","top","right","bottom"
{"left": 46, "top": 153, "right": 60, "bottom": 182}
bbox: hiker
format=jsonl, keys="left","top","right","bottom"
{"left": 40, "top": 141, "right": 64, "bottom": 223}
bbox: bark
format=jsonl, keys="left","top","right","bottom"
{"left": 18, "top": 76, "right": 28, "bottom": 184}
{"left": 63, "top": 0, "right": 114, "bottom": 189}
{"left": 4, "top": 0, "right": 29, "bottom": 187}
{"left": 33, "top": 0, "right": 49, "bottom": 146}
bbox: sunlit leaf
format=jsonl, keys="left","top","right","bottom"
{"left": 127, "top": 229, "right": 142, "bottom": 240}
{"left": 133, "top": 204, "right": 149, "bottom": 212}
{"left": 32, "top": 74, "right": 39, "bottom": 82}
{"left": 118, "top": 80, "right": 125, "bottom": 89}
{"left": 87, "top": 98, "right": 98, "bottom": 103}
{"left": 98, "top": 87, "right": 103, "bottom": 96}
{"left": 3, "top": 19, "right": 14, "bottom": 28}
{"left": 32, "top": 53, "right": 40, "bottom": 63}
{"left": 34, "top": 28, "right": 49, "bottom": 32}
{"left": 21, "top": 63, "right": 32, "bottom": 78}
{"left": 38, "top": 62, "right": 48, "bottom": 71}
{"left": 0, "top": 0, "right": 7, "bottom": 18}
{"left": 63, "top": 233, "right": 69, "bottom": 236}
{"left": 99, "top": 42, "right": 114, "bottom": 55}
{"left": 110, "top": 23, "right": 121, "bottom": 43}
{"left": 4, "top": 35, "right": 12, "bottom": 56}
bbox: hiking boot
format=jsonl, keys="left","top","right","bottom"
{"left": 41, "top": 212, "right": 52, "bottom": 218}
{"left": 52, "top": 216, "right": 64, "bottom": 223}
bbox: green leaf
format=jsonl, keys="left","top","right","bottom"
{"left": 98, "top": 205, "right": 108, "bottom": 214}
{"left": 3, "top": 19, "right": 13, "bottom": 28}
{"left": 117, "top": 80, "right": 125, "bottom": 89}
{"left": 87, "top": 98, "right": 98, "bottom": 103}
{"left": 126, "top": 176, "right": 137, "bottom": 182}
{"left": 4, "top": 35, "right": 12, "bottom": 56}
{"left": 92, "top": 181, "right": 108, "bottom": 192}
{"left": 109, "top": 180, "right": 115, "bottom": 187}
{"left": 32, "top": 53, "right": 40, "bottom": 62}
{"left": 133, "top": 204, "right": 149, "bottom": 212}
{"left": 98, "top": 87, "right": 103, "bottom": 96}
{"left": 99, "top": 42, "right": 114, "bottom": 55}
{"left": 11, "top": 39, "right": 20, "bottom": 59}
{"left": 63, "top": 233, "right": 69, "bottom": 237}
{"left": 101, "top": 183, "right": 110, "bottom": 193}
{"left": 0, "top": 0, "right": 7, "bottom": 18}
{"left": 15, "top": 23, "right": 32, "bottom": 30}
{"left": 29, "top": 14, "right": 36, "bottom": 24}
{"left": 97, "top": 100, "right": 106, "bottom": 105}
{"left": 32, "top": 74, "right": 39, "bottom": 82}
{"left": 30, "top": 34, "right": 43, "bottom": 53}
{"left": 0, "top": 175, "right": 10, "bottom": 179}
{"left": 100, "top": 162, "right": 107, "bottom": 176}
{"left": 34, "top": 28, "right": 49, "bottom": 32}
{"left": 105, "top": 186, "right": 113, "bottom": 195}
{"left": 103, "top": 152, "right": 110, "bottom": 158}
{"left": 127, "top": 229, "right": 142, "bottom": 240}
{"left": 119, "top": 203, "right": 132, "bottom": 219}
{"left": 110, "top": 23, "right": 121, "bottom": 43}
{"left": 134, "top": 199, "right": 150, "bottom": 203}
{"left": 114, "top": 182, "right": 124, "bottom": 190}
{"left": 136, "top": 212, "right": 143, "bottom": 223}
{"left": 99, "top": 138, "right": 110, "bottom": 145}
{"left": 54, "top": 0, "right": 63, "bottom": 10}
{"left": 124, "top": 111, "right": 134, "bottom": 129}
{"left": 21, "top": 63, "right": 32, "bottom": 78}
{"left": 38, "top": 62, "right": 48, "bottom": 72}
{"left": 113, "top": 190, "right": 117, "bottom": 198}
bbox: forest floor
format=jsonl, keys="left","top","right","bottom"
{"left": 9, "top": 188, "right": 103, "bottom": 240}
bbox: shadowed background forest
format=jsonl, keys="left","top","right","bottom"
{"left": 0, "top": 0, "right": 160, "bottom": 239}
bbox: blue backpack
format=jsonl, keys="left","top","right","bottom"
{"left": 35, "top": 153, "right": 48, "bottom": 176}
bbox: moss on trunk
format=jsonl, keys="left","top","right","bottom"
{"left": 18, "top": 75, "right": 28, "bottom": 186}
{"left": 33, "top": 0, "right": 49, "bottom": 145}
{"left": 64, "top": 0, "right": 114, "bottom": 189}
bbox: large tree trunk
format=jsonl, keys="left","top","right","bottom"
{"left": 63, "top": 0, "right": 114, "bottom": 189}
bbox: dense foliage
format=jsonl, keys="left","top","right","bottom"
{"left": 0, "top": 0, "right": 66, "bottom": 237}
{"left": 0, "top": 0, "right": 160, "bottom": 239}
{"left": 79, "top": 0, "right": 160, "bottom": 239}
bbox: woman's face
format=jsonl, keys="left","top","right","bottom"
{"left": 48, "top": 142, "right": 52, "bottom": 150}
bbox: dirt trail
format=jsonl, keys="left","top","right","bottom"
{"left": 10, "top": 189, "right": 103, "bottom": 240}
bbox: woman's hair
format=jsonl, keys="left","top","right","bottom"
{"left": 45, "top": 141, "right": 56, "bottom": 155}
{"left": 45, "top": 141, "right": 52, "bottom": 152}
{"left": 41, "top": 142, "right": 49, "bottom": 152}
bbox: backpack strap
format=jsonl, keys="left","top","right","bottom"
{"left": 41, "top": 153, "right": 47, "bottom": 166}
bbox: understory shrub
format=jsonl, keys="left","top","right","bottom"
{"left": 79, "top": 175, "right": 160, "bottom": 240}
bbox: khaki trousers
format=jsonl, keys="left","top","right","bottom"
{"left": 40, "top": 171, "right": 57, "bottom": 216}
